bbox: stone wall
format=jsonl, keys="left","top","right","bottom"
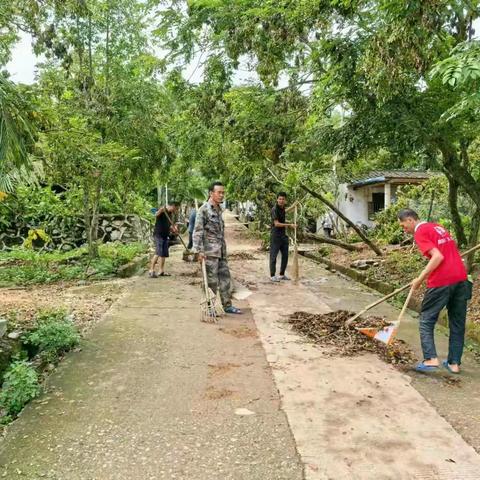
{"left": 0, "top": 214, "right": 152, "bottom": 251}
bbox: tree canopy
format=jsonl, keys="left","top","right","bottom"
{"left": 1, "top": 0, "right": 480, "bottom": 253}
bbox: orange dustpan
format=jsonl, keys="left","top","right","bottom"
{"left": 356, "top": 287, "right": 414, "bottom": 345}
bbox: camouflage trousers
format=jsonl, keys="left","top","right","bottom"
{"left": 205, "top": 256, "right": 232, "bottom": 308}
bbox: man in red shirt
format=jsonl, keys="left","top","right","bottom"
{"left": 397, "top": 209, "right": 472, "bottom": 374}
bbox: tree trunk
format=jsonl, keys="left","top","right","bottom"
{"left": 105, "top": 2, "right": 111, "bottom": 96}
{"left": 90, "top": 176, "right": 101, "bottom": 258}
{"left": 88, "top": 12, "right": 93, "bottom": 78}
{"left": 298, "top": 183, "right": 383, "bottom": 256}
{"left": 83, "top": 185, "right": 94, "bottom": 258}
{"left": 466, "top": 207, "right": 480, "bottom": 270}
{"left": 84, "top": 179, "right": 100, "bottom": 259}
{"left": 304, "top": 233, "right": 363, "bottom": 252}
{"left": 427, "top": 190, "right": 435, "bottom": 222}
{"left": 440, "top": 144, "right": 480, "bottom": 206}
{"left": 445, "top": 172, "right": 468, "bottom": 247}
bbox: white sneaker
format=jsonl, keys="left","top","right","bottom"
{"left": 279, "top": 275, "right": 290, "bottom": 281}
{"left": 270, "top": 276, "right": 281, "bottom": 282}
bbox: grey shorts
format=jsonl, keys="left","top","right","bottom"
{"left": 154, "top": 237, "right": 169, "bottom": 257}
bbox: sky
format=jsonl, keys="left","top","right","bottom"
{"left": 6, "top": 31, "right": 260, "bottom": 86}
{"left": 6, "top": 32, "right": 43, "bottom": 84}
{"left": 7, "top": 19, "right": 480, "bottom": 86}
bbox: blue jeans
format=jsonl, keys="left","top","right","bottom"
{"left": 420, "top": 280, "right": 472, "bottom": 365}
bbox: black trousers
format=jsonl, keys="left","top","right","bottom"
{"left": 270, "top": 235, "right": 289, "bottom": 277}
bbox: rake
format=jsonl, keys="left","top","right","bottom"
{"left": 200, "top": 258, "right": 224, "bottom": 323}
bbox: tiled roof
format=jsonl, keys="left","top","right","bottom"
{"left": 364, "top": 170, "right": 432, "bottom": 180}
{"left": 349, "top": 170, "right": 434, "bottom": 188}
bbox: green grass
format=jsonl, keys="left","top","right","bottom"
{"left": 0, "top": 242, "right": 147, "bottom": 287}
{"left": 0, "top": 360, "right": 40, "bottom": 421}
{"left": 24, "top": 309, "right": 80, "bottom": 363}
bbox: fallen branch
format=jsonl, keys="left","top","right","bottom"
{"left": 269, "top": 166, "right": 383, "bottom": 257}
{"left": 304, "top": 233, "right": 363, "bottom": 252}
{"left": 298, "top": 183, "right": 383, "bottom": 256}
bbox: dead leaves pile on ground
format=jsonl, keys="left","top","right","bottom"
{"left": 228, "top": 252, "right": 259, "bottom": 261}
{"left": 288, "top": 310, "right": 417, "bottom": 366}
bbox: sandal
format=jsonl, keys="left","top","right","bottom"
{"left": 442, "top": 360, "right": 460, "bottom": 375}
{"left": 414, "top": 362, "right": 439, "bottom": 373}
{"left": 224, "top": 306, "right": 242, "bottom": 314}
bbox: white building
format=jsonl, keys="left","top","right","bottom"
{"left": 336, "top": 170, "right": 432, "bottom": 229}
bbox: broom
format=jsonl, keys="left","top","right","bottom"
{"left": 292, "top": 204, "right": 299, "bottom": 283}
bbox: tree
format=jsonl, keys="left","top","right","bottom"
{"left": 27, "top": 0, "right": 173, "bottom": 255}
{"left": 155, "top": 0, "right": 480, "bottom": 250}
{"left": 0, "top": 76, "right": 35, "bottom": 193}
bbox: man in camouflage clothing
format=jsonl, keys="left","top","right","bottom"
{"left": 193, "top": 182, "right": 242, "bottom": 315}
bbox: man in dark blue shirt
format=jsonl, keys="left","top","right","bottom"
{"left": 270, "top": 192, "right": 297, "bottom": 282}
{"left": 149, "top": 202, "right": 179, "bottom": 278}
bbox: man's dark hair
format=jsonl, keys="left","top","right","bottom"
{"left": 209, "top": 181, "right": 224, "bottom": 193}
{"left": 169, "top": 201, "right": 181, "bottom": 207}
{"left": 277, "top": 192, "right": 287, "bottom": 198}
{"left": 397, "top": 208, "right": 419, "bottom": 221}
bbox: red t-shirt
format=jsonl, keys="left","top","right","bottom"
{"left": 414, "top": 222, "right": 467, "bottom": 288}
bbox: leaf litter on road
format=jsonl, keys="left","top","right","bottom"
{"left": 288, "top": 310, "right": 417, "bottom": 366}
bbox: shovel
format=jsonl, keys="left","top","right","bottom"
{"left": 346, "top": 241, "right": 480, "bottom": 344}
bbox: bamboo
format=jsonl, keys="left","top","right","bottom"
{"left": 293, "top": 204, "right": 299, "bottom": 283}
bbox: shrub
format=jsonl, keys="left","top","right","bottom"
{"left": 466, "top": 321, "right": 480, "bottom": 345}
{"left": 372, "top": 198, "right": 409, "bottom": 245}
{"left": 0, "top": 242, "right": 147, "bottom": 286}
{"left": 25, "top": 310, "right": 80, "bottom": 363}
{"left": 0, "top": 360, "right": 40, "bottom": 419}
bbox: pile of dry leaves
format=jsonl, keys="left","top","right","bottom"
{"left": 288, "top": 310, "right": 417, "bottom": 366}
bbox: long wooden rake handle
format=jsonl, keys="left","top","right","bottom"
{"left": 397, "top": 287, "right": 414, "bottom": 322}
{"left": 162, "top": 207, "right": 191, "bottom": 252}
{"left": 346, "top": 283, "right": 412, "bottom": 325}
{"left": 201, "top": 258, "right": 211, "bottom": 303}
{"left": 346, "top": 241, "right": 480, "bottom": 325}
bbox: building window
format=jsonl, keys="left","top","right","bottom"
{"left": 368, "top": 192, "right": 385, "bottom": 220}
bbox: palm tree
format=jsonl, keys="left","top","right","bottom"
{"left": 0, "top": 75, "right": 35, "bottom": 193}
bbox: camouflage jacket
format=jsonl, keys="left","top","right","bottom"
{"left": 192, "top": 201, "right": 227, "bottom": 258}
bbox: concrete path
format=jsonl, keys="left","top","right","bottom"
{"left": 0, "top": 253, "right": 302, "bottom": 479}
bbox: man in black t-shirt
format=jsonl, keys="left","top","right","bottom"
{"left": 149, "top": 202, "right": 179, "bottom": 278}
{"left": 270, "top": 192, "right": 297, "bottom": 282}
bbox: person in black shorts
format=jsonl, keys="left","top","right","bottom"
{"left": 270, "top": 192, "right": 297, "bottom": 282}
{"left": 149, "top": 202, "right": 179, "bottom": 278}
